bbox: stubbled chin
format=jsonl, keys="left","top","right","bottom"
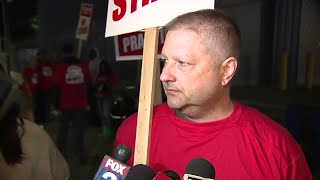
{"left": 166, "top": 98, "right": 181, "bottom": 109}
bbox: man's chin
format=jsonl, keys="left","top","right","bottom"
{"left": 167, "top": 100, "right": 182, "bottom": 109}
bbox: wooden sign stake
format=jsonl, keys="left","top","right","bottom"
{"left": 134, "top": 27, "right": 159, "bottom": 165}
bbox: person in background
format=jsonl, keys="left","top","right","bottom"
{"left": 94, "top": 61, "right": 117, "bottom": 137}
{"left": 21, "top": 56, "right": 39, "bottom": 122}
{"left": 36, "top": 49, "right": 54, "bottom": 123}
{"left": 52, "top": 43, "right": 90, "bottom": 164}
{"left": 88, "top": 48, "right": 102, "bottom": 83}
{"left": 114, "top": 9, "right": 312, "bottom": 179}
{"left": 87, "top": 48, "right": 102, "bottom": 126}
{"left": 51, "top": 51, "right": 63, "bottom": 71}
{"left": 0, "top": 71, "right": 69, "bottom": 180}
{"left": 48, "top": 51, "right": 63, "bottom": 121}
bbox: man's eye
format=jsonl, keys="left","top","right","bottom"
{"left": 178, "top": 61, "right": 189, "bottom": 66}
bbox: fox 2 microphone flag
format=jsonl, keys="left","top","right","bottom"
{"left": 93, "top": 155, "right": 131, "bottom": 180}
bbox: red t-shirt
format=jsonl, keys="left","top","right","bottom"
{"left": 52, "top": 61, "right": 63, "bottom": 72}
{"left": 94, "top": 73, "right": 117, "bottom": 97}
{"left": 22, "top": 67, "right": 38, "bottom": 95}
{"left": 38, "top": 63, "right": 54, "bottom": 91}
{"left": 114, "top": 102, "right": 312, "bottom": 180}
{"left": 52, "top": 62, "right": 90, "bottom": 109}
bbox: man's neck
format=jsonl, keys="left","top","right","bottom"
{"left": 175, "top": 100, "right": 234, "bottom": 123}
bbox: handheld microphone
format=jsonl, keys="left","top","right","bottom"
{"left": 183, "top": 158, "right": 215, "bottom": 180}
{"left": 163, "top": 170, "right": 180, "bottom": 180}
{"left": 153, "top": 172, "right": 172, "bottom": 180}
{"left": 125, "top": 164, "right": 156, "bottom": 180}
{"left": 113, "top": 144, "right": 132, "bottom": 163}
{"left": 153, "top": 169, "right": 180, "bottom": 180}
{"left": 93, "top": 145, "right": 132, "bottom": 180}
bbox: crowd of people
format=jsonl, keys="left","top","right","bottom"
{"left": 0, "top": 69, "right": 70, "bottom": 180}
{"left": 0, "top": 42, "right": 120, "bottom": 179}
{"left": 18, "top": 43, "right": 117, "bottom": 160}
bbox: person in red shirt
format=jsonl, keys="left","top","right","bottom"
{"left": 114, "top": 9, "right": 312, "bottom": 179}
{"left": 22, "top": 56, "right": 38, "bottom": 96}
{"left": 21, "top": 56, "right": 39, "bottom": 122}
{"left": 52, "top": 43, "right": 90, "bottom": 164}
{"left": 51, "top": 51, "right": 63, "bottom": 71}
{"left": 35, "top": 49, "right": 54, "bottom": 124}
{"left": 94, "top": 61, "right": 117, "bottom": 137}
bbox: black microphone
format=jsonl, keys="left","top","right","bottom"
{"left": 125, "top": 164, "right": 156, "bottom": 180}
{"left": 183, "top": 158, "right": 215, "bottom": 180}
{"left": 93, "top": 144, "right": 132, "bottom": 180}
{"left": 163, "top": 170, "right": 180, "bottom": 180}
{"left": 113, "top": 144, "right": 132, "bottom": 164}
{"left": 153, "top": 170, "right": 179, "bottom": 180}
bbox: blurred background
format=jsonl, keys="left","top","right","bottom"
{"left": 1, "top": 0, "right": 320, "bottom": 179}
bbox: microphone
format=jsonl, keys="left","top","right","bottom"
{"left": 183, "top": 158, "right": 215, "bottom": 180}
{"left": 153, "top": 172, "right": 172, "bottom": 180}
{"left": 163, "top": 170, "right": 180, "bottom": 180}
{"left": 113, "top": 144, "right": 132, "bottom": 163}
{"left": 93, "top": 144, "right": 132, "bottom": 180}
{"left": 153, "top": 170, "right": 180, "bottom": 180}
{"left": 125, "top": 164, "right": 156, "bottom": 180}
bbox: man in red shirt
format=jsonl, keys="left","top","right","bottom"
{"left": 35, "top": 49, "right": 54, "bottom": 123}
{"left": 52, "top": 43, "right": 90, "bottom": 163}
{"left": 22, "top": 56, "right": 38, "bottom": 96}
{"left": 114, "top": 9, "right": 312, "bottom": 179}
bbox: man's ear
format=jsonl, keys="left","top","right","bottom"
{"left": 220, "top": 57, "right": 238, "bottom": 87}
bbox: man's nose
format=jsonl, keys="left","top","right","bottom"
{"left": 160, "top": 62, "right": 176, "bottom": 82}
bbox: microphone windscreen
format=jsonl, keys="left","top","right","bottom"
{"left": 185, "top": 158, "right": 215, "bottom": 179}
{"left": 125, "top": 164, "right": 156, "bottom": 180}
{"left": 113, "top": 144, "right": 132, "bottom": 163}
{"left": 163, "top": 170, "right": 180, "bottom": 180}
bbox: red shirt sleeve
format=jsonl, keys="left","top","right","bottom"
{"left": 284, "top": 153, "right": 313, "bottom": 180}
